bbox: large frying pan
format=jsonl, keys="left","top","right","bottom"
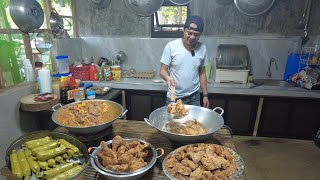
{"left": 124, "top": 0, "right": 164, "bottom": 17}
{"left": 234, "top": 0, "right": 276, "bottom": 16}
{"left": 144, "top": 105, "right": 224, "bottom": 143}
{"left": 9, "top": 0, "right": 44, "bottom": 33}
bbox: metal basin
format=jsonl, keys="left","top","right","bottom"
{"left": 90, "top": 138, "right": 164, "bottom": 180}
{"left": 252, "top": 79, "right": 294, "bottom": 87}
{"left": 144, "top": 105, "right": 225, "bottom": 143}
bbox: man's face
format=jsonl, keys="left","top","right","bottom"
{"left": 183, "top": 23, "right": 201, "bottom": 47}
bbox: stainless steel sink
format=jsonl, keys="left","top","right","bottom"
{"left": 252, "top": 79, "right": 294, "bottom": 88}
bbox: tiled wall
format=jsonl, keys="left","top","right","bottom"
{"left": 54, "top": 36, "right": 303, "bottom": 80}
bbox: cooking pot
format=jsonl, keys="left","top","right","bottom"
{"left": 89, "top": 138, "right": 164, "bottom": 180}
{"left": 9, "top": 0, "right": 44, "bottom": 33}
{"left": 5, "top": 131, "right": 89, "bottom": 179}
{"left": 51, "top": 100, "right": 128, "bottom": 134}
{"left": 144, "top": 105, "right": 224, "bottom": 143}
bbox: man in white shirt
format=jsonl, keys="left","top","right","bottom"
{"left": 160, "top": 15, "right": 210, "bottom": 108}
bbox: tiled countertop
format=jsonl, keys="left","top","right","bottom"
{"left": 89, "top": 78, "right": 320, "bottom": 99}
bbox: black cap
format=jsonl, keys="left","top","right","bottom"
{"left": 183, "top": 15, "right": 204, "bottom": 33}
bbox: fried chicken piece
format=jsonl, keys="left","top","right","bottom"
{"left": 167, "top": 99, "right": 188, "bottom": 115}
{"left": 201, "top": 156, "right": 220, "bottom": 171}
{"left": 201, "top": 154, "right": 229, "bottom": 171}
{"left": 117, "top": 153, "right": 132, "bottom": 164}
{"left": 99, "top": 141, "right": 117, "bottom": 161}
{"left": 108, "top": 164, "right": 129, "bottom": 172}
{"left": 125, "top": 141, "right": 140, "bottom": 149}
{"left": 190, "top": 167, "right": 203, "bottom": 180}
{"left": 130, "top": 157, "right": 147, "bottom": 171}
{"left": 112, "top": 135, "right": 123, "bottom": 152}
{"left": 117, "top": 145, "right": 126, "bottom": 154}
{"left": 173, "top": 162, "right": 192, "bottom": 176}
{"left": 202, "top": 171, "right": 214, "bottom": 180}
{"left": 212, "top": 169, "right": 229, "bottom": 180}
{"left": 174, "top": 151, "right": 187, "bottom": 161}
{"left": 98, "top": 153, "right": 115, "bottom": 166}
{"left": 219, "top": 164, "right": 237, "bottom": 177}
{"left": 166, "top": 156, "right": 179, "bottom": 168}
{"left": 181, "top": 158, "right": 199, "bottom": 170}
{"left": 189, "top": 151, "right": 205, "bottom": 164}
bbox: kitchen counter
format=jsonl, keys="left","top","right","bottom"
{"left": 88, "top": 78, "right": 320, "bottom": 99}
{"left": 1, "top": 120, "right": 246, "bottom": 180}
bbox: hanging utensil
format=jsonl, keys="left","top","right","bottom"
{"left": 124, "top": 0, "right": 164, "bottom": 17}
{"left": 302, "top": 0, "right": 312, "bottom": 45}
{"left": 9, "top": 0, "right": 44, "bottom": 33}
{"left": 234, "top": 0, "right": 276, "bottom": 17}
{"left": 116, "top": 51, "right": 127, "bottom": 64}
{"left": 50, "top": 9, "right": 72, "bottom": 38}
{"left": 215, "top": 0, "right": 233, "bottom": 5}
{"left": 90, "top": 0, "right": 112, "bottom": 9}
{"left": 295, "top": 0, "right": 309, "bottom": 29}
{"left": 35, "top": 32, "right": 53, "bottom": 54}
{"left": 169, "top": 0, "right": 192, "bottom": 5}
{"left": 50, "top": 9, "right": 64, "bottom": 35}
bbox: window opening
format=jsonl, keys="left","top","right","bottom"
{"left": 151, "top": 1, "right": 190, "bottom": 38}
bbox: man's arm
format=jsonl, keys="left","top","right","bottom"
{"left": 160, "top": 63, "right": 175, "bottom": 87}
{"left": 199, "top": 66, "right": 210, "bottom": 108}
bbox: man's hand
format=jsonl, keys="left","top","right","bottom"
{"left": 203, "top": 96, "right": 210, "bottom": 108}
{"left": 167, "top": 77, "right": 175, "bottom": 88}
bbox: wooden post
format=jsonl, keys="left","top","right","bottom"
{"left": 121, "top": 90, "right": 127, "bottom": 120}
{"left": 253, "top": 97, "right": 264, "bottom": 137}
{"left": 71, "top": 0, "right": 79, "bottom": 37}
{"left": 22, "top": 33, "right": 33, "bottom": 64}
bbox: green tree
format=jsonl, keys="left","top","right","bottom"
{"left": 161, "top": 6, "right": 187, "bottom": 24}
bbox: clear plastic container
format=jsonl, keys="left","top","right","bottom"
{"left": 56, "top": 55, "right": 70, "bottom": 74}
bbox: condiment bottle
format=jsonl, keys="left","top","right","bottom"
{"left": 102, "top": 62, "right": 112, "bottom": 81}
{"left": 89, "top": 63, "right": 98, "bottom": 81}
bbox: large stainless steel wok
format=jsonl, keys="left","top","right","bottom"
{"left": 6, "top": 131, "right": 89, "bottom": 179}
{"left": 51, "top": 100, "right": 127, "bottom": 134}
{"left": 144, "top": 105, "right": 224, "bottom": 143}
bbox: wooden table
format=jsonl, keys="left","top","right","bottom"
{"left": 2, "top": 120, "right": 245, "bottom": 180}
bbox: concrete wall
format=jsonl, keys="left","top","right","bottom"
{"left": 76, "top": 0, "right": 320, "bottom": 37}
{"left": 76, "top": 0, "right": 150, "bottom": 37}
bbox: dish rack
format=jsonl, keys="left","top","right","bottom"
{"left": 122, "top": 68, "right": 155, "bottom": 79}
{"left": 212, "top": 44, "right": 250, "bottom": 84}
{"left": 299, "top": 47, "right": 320, "bottom": 66}
{"left": 296, "top": 47, "right": 320, "bottom": 89}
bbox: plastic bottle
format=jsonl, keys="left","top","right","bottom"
{"left": 89, "top": 63, "right": 98, "bottom": 81}
{"left": 23, "top": 59, "right": 35, "bottom": 82}
{"left": 102, "top": 62, "right": 112, "bottom": 81}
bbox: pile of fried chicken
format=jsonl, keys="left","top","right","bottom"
{"left": 164, "top": 119, "right": 208, "bottom": 135}
{"left": 165, "top": 143, "right": 239, "bottom": 180}
{"left": 167, "top": 99, "right": 188, "bottom": 116}
{"left": 97, "top": 135, "right": 150, "bottom": 172}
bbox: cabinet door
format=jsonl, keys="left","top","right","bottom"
{"left": 152, "top": 94, "right": 167, "bottom": 110}
{"left": 258, "top": 98, "right": 291, "bottom": 137}
{"left": 225, "top": 96, "right": 258, "bottom": 135}
{"left": 288, "top": 99, "right": 320, "bottom": 139}
{"left": 125, "top": 90, "right": 152, "bottom": 121}
{"left": 208, "top": 94, "right": 258, "bottom": 135}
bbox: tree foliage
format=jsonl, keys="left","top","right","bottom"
{"left": 161, "top": 6, "right": 187, "bottom": 24}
